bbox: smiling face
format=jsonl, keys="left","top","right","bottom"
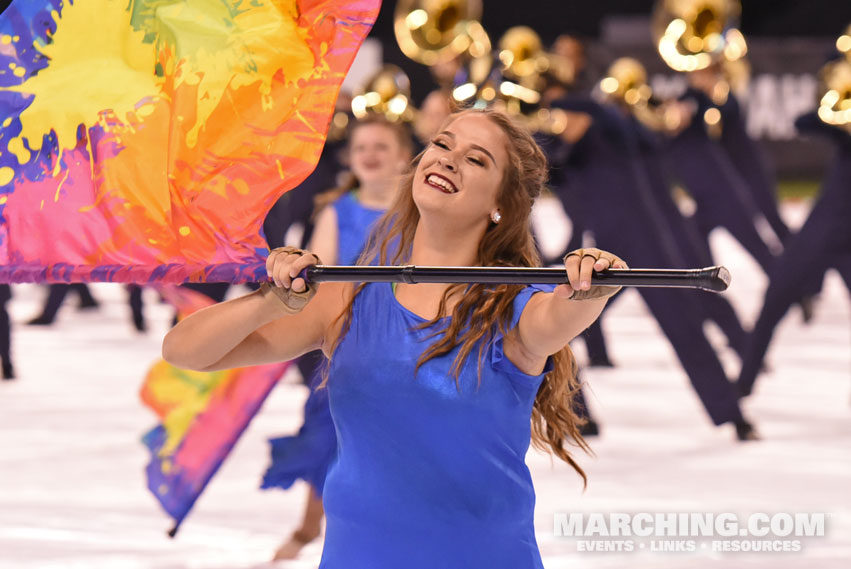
{"left": 349, "top": 123, "right": 410, "bottom": 185}
{"left": 412, "top": 113, "right": 508, "bottom": 231}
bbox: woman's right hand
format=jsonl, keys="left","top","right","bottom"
{"left": 163, "top": 247, "right": 331, "bottom": 372}
{"left": 261, "top": 247, "right": 322, "bottom": 315}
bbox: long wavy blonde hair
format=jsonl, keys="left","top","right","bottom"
{"left": 323, "top": 108, "right": 591, "bottom": 484}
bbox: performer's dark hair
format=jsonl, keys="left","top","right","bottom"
{"left": 323, "top": 108, "right": 591, "bottom": 485}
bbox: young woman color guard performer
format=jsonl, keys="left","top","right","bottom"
{"left": 163, "top": 108, "right": 625, "bottom": 568}
{"left": 261, "top": 115, "right": 413, "bottom": 560}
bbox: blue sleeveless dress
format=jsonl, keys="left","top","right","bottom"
{"left": 319, "top": 282, "right": 554, "bottom": 568}
{"left": 333, "top": 191, "right": 385, "bottom": 266}
{"left": 261, "top": 191, "right": 385, "bottom": 494}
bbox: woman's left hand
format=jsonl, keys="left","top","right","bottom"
{"left": 555, "top": 247, "right": 628, "bottom": 301}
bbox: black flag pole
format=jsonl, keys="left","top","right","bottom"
{"left": 300, "top": 265, "right": 731, "bottom": 293}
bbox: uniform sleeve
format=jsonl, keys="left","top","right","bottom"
{"left": 490, "top": 284, "right": 557, "bottom": 380}
{"left": 795, "top": 112, "right": 851, "bottom": 149}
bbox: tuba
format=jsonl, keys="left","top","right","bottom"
{"left": 599, "top": 57, "right": 653, "bottom": 108}
{"left": 495, "top": 27, "right": 544, "bottom": 112}
{"left": 350, "top": 65, "right": 417, "bottom": 123}
{"left": 497, "top": 27, "right": 574, "bottom": 102}
{"left": 446, "top": 23, "right": 494, "bottom": 105}
{"left": 652, "top": 0, "right": 747, "bottom": 72}
{"left": 394, "top": 0, "right": 493, "bottom": 106}
{"left": 817, "top": 57, "right": 851, "bottom": 133}
{"left": 491, "top": 26, "right": 574, "bottom": 134}
{"left": 599, "top": 58, "right": 689, "bottom": 134}
{"left": 394, "top": 0, "right": 484, "bottom": 66}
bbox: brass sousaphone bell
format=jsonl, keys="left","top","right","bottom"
{"left": 823, "top": 23, "right": 851, "bottom": 131}
{"left": 394, "top": 0, "right": 493, "bottom": 105}
{"left": 599, "top": 57, "right": 653, "bottom": 108}
{"left": 652, "top": 0, "right": 747, "bottom": 72}
{"left": 351, "top": 65, "right": 417, "bottom": 123}
{"left": 599, "top": 57, "right": 688, "bottom": 134}
{"left": 817, "top": 57, "right": 851, "bottom": 133}
{"left": 497, "top": 26, "right": 574, "bottom": 105}
{"left": 492, "top": 26, "right": 575, "bottom": 135}
{"left": 394, "top": 0, "right": 484, "bottom": 66}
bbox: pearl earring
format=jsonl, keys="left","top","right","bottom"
{"left": 491, "top": 211, "right": 501, "bottom": 223}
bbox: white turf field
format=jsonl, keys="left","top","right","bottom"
{"left": 0, "top": 198, "right": 849, "bottom": 569}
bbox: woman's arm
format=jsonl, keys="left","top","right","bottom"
{"left": 162, "top": 250, "right": 348, "bottom": 372}
{"left": 503, "top": 249, "right": 625, "bottom": 374}
{"left": 309, "top": 205, "right": 339, "bottom": 265}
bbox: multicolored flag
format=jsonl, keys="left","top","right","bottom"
{"left": 140, "top": 285, "right": 291, "bottom": 534}
{"left": 0, "top": 0, "right": 380, "bottom": 284}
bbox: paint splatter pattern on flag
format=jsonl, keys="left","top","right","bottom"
{"left": 0, "top": 0, "right": 379, "bottom": 283}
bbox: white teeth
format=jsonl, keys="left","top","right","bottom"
{"left": 426, "top": 174, "right": 456, "bottom": 193}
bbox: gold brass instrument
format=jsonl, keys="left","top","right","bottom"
{"left": 497, "top": 26, "right": 574, "bottom": 103}
{"left": 489, "top": 26, "right": 575, "bottom": 134}
{"left": 817, "top": 57, "right": 851, "bottom": 133}
{"left": 394, "top": 4, "right": 573, "bottom": 135}
{"left": 351, "top": 65, "right": 416, "bottom": 123}
{"left": 394, "top": 0, "right": 483, "bottom": 66}
{"left": 652, "top": 0, "right": 747, "bottom": 72}
{"left": 394, "top": 0, "right": 493, "bottom": 106}
{"left": 495, "top": 26, "right": 545, "bottom": 114}
{"left": 652, "top": 0, "right": 751, "bottom": 137}
{"left": 599, "top": 57, "right": 690, "bottom": 134}
{"left": 499, "top": 27, "right": 546, "bottom": 85}
{"left": 837, "top": 24, "right": 851, "bottom": 61}
{"left": 599, "top": 57, "right": 653, "bottom": 107}
{"left": 446, "top": 22, "right": 494, "bottom": 105}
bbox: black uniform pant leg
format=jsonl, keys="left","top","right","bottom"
{"left": 0, "top": 285, "right": 10, "bottom": 368}
{"left": 697, "top": 290, "right": 748, "bottom": 357}
{"left": 572, "top": 381, "right": 592, "bottom": 421}
{"left": 558, "top": 208, "right": 615, "bottom": 360}
{"left": 697, "top": 202, "right": 777, "bottom": 275}
{"left": 736, "top": 199, "right": 841, "bottom": 396}
{"left": 589, "top": 202, "right": 743, "bottom": 425}
{"left": 181, "top": 283, "right": 231, "bottom": 303}
{"left": 670, "top": 213, "right": 747, "bottom": 356}
{"left": 638, "top": 287, "right": 743, "bottom": 425}
{"left": 745, "top": 171, "right": 790, "bottom": 245}
{"left": 127, "top": 285, "right": 143, "bottom": 313}
{"left": 38, "top": 284, "right": 72, "bottom": 322}
{"left": 713, "top": 149, "right": 781, "bottom": 273}
{"left": 71, "top": 283, "right": 98, "bottom": 307}
{"left": 762, "top": 198, "right": 791, "bottom": 245}
{"left": 127, "top": 285, "right": 145, "bottom": 331}
{"left": 672, "top": 143, "right": 777, "bottom": 275}
{"left": 581, "top": 319, "right": 612, "bottom": 365}
{"left": 674, "top": 213, "right": 716, "bottom": 268}
{"left": 580, "top": 290, "right": 623, "bottom": 365}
